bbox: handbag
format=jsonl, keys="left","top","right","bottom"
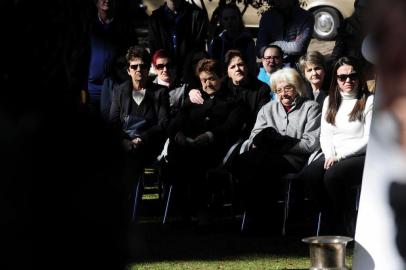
{"left": 252, "top": 127, "right": 299, "bottom": 153}
{"left": 122, "top": 115, "right": 147, "bottom": 139}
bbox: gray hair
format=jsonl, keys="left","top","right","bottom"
{"left": 270, "top": 68, "right": 307, "bottom": 97}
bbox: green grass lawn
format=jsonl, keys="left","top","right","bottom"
{"left": 130, "top": 255, "right": 309, "bottom": 270}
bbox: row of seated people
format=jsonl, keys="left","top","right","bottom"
{"left": 108, "top": 45, "right": 374, "bottom": 237}
{"left": 89, "top": 0, "right": 373, "bottom": 124}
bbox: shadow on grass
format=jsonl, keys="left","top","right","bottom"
{"left": 127, "top": 199, "right": 316, "bottom": 265}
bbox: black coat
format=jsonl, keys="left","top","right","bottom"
{"left": 148, "top": 3, "right": 208, "bottom": 78}
{"left": 169, "top": 88, "right": 245, "bottom": 148}
{"left": 168, "top": 87, "right": 246, "bottom": 169}
{"left": 224, "top": 75, "right": 271, "bottom": 138}
{"left": 109, "top": 80, "right": 170, "bottom": 146}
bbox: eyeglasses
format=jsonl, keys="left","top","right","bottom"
{"left": 276, "top": 85, "right": 295, "bottom": 94}
{"left": 263, "top": 56, "right": 281, "bottom": 61}
{"left": 130, "top": 63, "right": 148, "bottom": 70}
{"left": 337, "top": 73, "right": 358, "bottom": 82}
{"left": 155, "top": 63, "right": 174, "bottom": 70}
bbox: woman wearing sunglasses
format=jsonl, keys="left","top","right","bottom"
{"left": 109, "top": 46, "right": 170, "bottom": 196}
{"left": 304, "top": 56, "right": 374, "bottom": 236}
{"left": 151, "top": 49, "right": 188, "bottom": 117}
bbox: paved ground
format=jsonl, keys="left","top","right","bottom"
{"left": 309, "top": 39, "right": 335, "bottom": 56}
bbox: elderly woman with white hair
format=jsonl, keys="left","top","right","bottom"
{"left": 232, "top": 67, "right": 321, "bottom": 226}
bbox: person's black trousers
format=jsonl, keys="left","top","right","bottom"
{"left": 302, "top": 154, "right": 365, "bottom": 236}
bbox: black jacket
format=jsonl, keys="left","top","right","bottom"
{"left": 148, "top": 3, "right": 208, "bottom": 78}
{"left": 109, "top": 80, "right": 170, "bottom": 145}
{"left": 224, "top": 75, "right": 271, "bottom": 137}
{"left": 168, "top": 88, "right": 246, "bottom": 149}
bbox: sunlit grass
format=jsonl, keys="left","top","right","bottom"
{"left": 130, "top": 254, "right": 353, "bottom": 270}
{"left": 130, "top": 255, "right": 309, "bottom": 270}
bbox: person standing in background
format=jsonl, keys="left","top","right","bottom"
{"left": 257, "top": 45, "right": 284, "bottom": 100}
{"left": 148, "top": 0, "right": 208, "bottom": 81}
{"left": 208, "top": 4, "right": 257, "bottom": 76}
{"left": 85, "top": 0, "right": 137, "bottom": 116}
{"left": 256, "top": 0, "right": 314, "bottom": 68}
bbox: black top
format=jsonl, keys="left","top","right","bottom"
{"left": 109, "top": 80, "right": 170, "bottom": 145}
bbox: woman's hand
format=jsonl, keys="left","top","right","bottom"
{"left": 189, "top": 89, "right": 204, "bottom": 104}
{"left": 132, "top": 137, "right": 143, "bottom": 145}
{"left": 324, "top": 156, "right": 338, "bottom": 170}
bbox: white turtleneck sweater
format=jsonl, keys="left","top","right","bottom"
{"left": 320, "top": 91, "right": 374, "bottom": 160}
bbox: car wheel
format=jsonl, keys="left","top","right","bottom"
{"left": 312, "top": 7, "right": 340, "bottom": 40}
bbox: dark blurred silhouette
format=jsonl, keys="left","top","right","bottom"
{"left": 331, "top": 0, "right": 370, "bottom": 69}
{"left": 1, "top": 1, "right": 130, "bottom": 269}
{"left": 369, "top": 0, "right": 406, "bottom": 266}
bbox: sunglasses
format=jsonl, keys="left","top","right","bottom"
{"left": 337, "top": 73, "right": 358, "bottom": 82}
{"left": 130, "top": 63, "right": 148, "bottom": 70}
{"left": 155, "top": 63, "right": 174, "bottom": 70}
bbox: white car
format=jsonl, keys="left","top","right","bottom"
{"left": 142, "top": 0, "right": 355, "bottom": 40}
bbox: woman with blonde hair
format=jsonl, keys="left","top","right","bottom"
{"left": 299, "top": 51, "right": 329, "bottom": 105}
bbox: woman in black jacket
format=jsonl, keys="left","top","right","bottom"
{"left": 166, "top": 58, "right": 246, "bottom": 220}
{"left": 190, "top": 50, "right": 271, "bottom": 139}
{"left": 110, "top": 46, "right": 170, "bottom": 194}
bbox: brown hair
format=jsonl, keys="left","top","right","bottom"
{"left": 224, "top": 50, "right": 246, "bottom": 68}
{"left": 195, "top": 58, "right": 222, "bottom": 78}
{"left": 298, "top": 51, "right": 327, "bottom": 77}
{"left": 326, "top": 56, "right": 369, "bottom": 125}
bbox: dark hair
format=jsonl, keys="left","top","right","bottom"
{"left": 261, "top": 45, "right": 283, "bottom": 58}
{"left": 195, "top": 58, "right": 222, "bottom": 78}
{"left": 224, "top": 49, "right": 247, "bottom": 70}
{"left": 125, "top": 45, "right": 151, "bottom": 67}
{"left": 326, "top": 56, "right": 369, "bottom": 125}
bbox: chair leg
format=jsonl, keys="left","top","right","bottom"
{"left": 162, "top": 185, "right": 173, "bottom": 224}
{"left": 282, "top": 179, "right": 292, "bottom": 236}
{"left": 132, "top": 174, "right": 143, "bottom": 222}
{"left": 316, "top": 211, "right": 322, "bottom": 236}
{"left": 355, "top": 187, "right": 361, "bottom": 211}
{"left": 241, "top": 211, "right": 246, "bottom": 232}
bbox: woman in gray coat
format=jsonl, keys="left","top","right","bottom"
{"left": 232, "top": 67, "right": 321, "bottom": 225}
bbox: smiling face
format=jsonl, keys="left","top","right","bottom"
{"left": 154, "top": 57, "right": 176, "bottom": 84}
{"left": 262, "top": 47, "right": 283, "bottom": 74}
{"left": 199, "top": 71, "right": 221, "bottom": 95}
{"left": 336, "top": 64, "right": 359, "bottom": 94}
{"left": 276, "top": 81, "right": 298, "bottom": 107}
{"left": 304, "top": 63, "right": 325, "bottom": 89}
{"left": 227, "top": 56, "right": 247, "bottom": 85}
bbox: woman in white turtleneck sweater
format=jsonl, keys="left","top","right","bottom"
{"left": 304, "top": 57, "right": 374, "bottom": 236}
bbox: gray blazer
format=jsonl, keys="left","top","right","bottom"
{"left": 248, "top": 97, "right": 321, "bottom": 169}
